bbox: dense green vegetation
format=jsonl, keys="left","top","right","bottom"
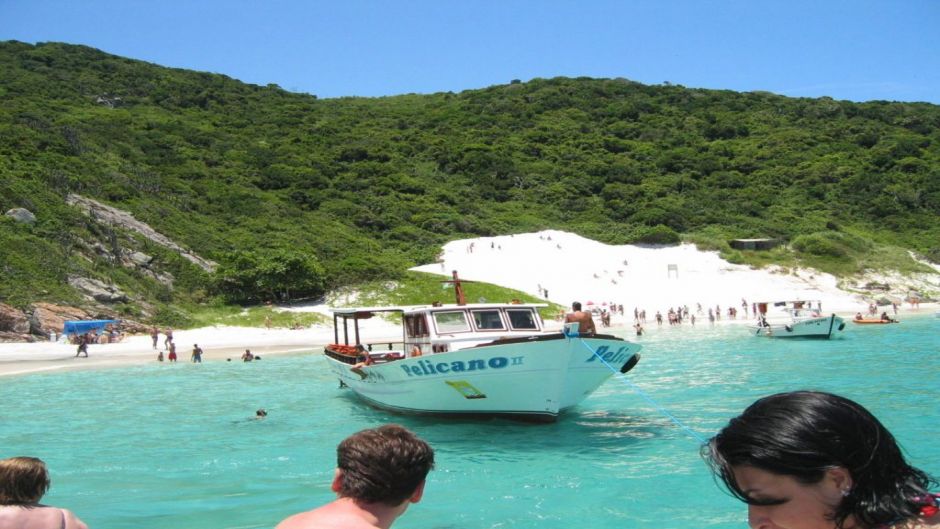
{"left": 1, "top": 41, "right": 938, "bottom": 321}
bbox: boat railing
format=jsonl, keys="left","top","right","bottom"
{"left": 362, "top": 341, "right": 404, "bottom": 352}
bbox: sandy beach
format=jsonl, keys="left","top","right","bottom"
{"left": 2, "top": 230, "right": 936, "bottom": 378}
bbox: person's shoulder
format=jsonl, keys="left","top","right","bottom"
{"left": 275, "top": 503, "right": 371, "bottom": 529}
{"left": 63, "top": 508, "right": 89, "bottom": 529}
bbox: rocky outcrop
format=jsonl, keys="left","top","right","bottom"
{"left": 28, "top": 302, "right": 90, "bottom": 337}
{"left": 66, "top": 194, "right": 216, "bottom": 272}
{"left": 4, "top": 208, "right": 36, "bottom": 224}
{"left": 0, "top": 331, "right": 35, "bottom": 343}
{"left": 0, "top": 301, "right": 150, "bottom": 343}
{"left": 127, "top": 251, "right": 153, "bottom": 267}
{"left": 67, "top": 276, "right": 128, "bottom": 303}
{"left": 120, "top": 250, "right": 174, "bottom": 287}
{"left": 0, "top": 302, "right": 31, "bottom": 334}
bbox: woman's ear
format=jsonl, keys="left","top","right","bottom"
{"left": 826, "top": 466, "right": 854, "bottom": 497}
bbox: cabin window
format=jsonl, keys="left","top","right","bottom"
{"left": 404, "top": 314, "right": 429, "bottom": 338}
{"left": 506, "top": 309, "right": 538, "bottom": 330}
{"left": 471, "top": 309, "right": 506, "bottom": 331}
{"left": 433, "top": 311, "right": 470, "bottom": 333}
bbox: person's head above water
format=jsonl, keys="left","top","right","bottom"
{"left": 703, "top": 390, "right": 936, "bottom": 529}
{"left": 256, "top": 409, "right": 267, "bottom": 417}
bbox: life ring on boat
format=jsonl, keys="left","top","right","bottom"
{"left": 784, "top": 325, "right": 793, "bottom": 332}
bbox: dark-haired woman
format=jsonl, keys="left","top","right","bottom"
{"left": 704, "top": 391, "right": 938, "bottom": 529}
{"left": 0, "top": 456, "right": 88, "bottom": 529}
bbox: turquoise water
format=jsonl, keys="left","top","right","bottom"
{"left": 2, "top": 316, "right": 937, "bottom": 529}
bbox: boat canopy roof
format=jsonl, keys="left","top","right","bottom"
{"left": 330, "top": 302, "right": 548, "bottom": 317}
{"left": 757, "top": 300, "right": 822, "bottom": 305}
{"left": 63, "top": 319, "right": 120, "bottom": 334}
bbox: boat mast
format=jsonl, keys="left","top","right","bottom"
{"left": 443, "top": 270, "right": 468, "bottom": 305}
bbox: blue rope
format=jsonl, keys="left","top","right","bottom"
{"left": 577, "top": 337, "right": 708, "bottom": 445}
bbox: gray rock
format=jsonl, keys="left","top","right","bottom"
{"left": 127, "top": 251, "right": 153, "bottom": 266}
{"left": 5, "top": 208, "right": 36, "bottom": 224}
{"left": 66, "top": 194, "right": 216, "bottom": 272}
{"left": 68, "top": 276, "right": 128, "bottom": 303}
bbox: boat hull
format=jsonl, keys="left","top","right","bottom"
{"left": 751, "top": 314, "right": 845, "bottom": 338}
{"left": 325, "top": 333, "right": 640, "bottom": 422}
{"left": 852, "top": 319, "right": 898, "bottom": 324}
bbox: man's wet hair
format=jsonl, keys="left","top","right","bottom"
{"left": 336, "top": 424, "right": 435, "bottom": 506}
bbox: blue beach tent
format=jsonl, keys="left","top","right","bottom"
{"left": 62, "top": 319, "right": 120, "bottom": 335}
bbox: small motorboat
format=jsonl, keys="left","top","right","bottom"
{"left": 852, "top": 318, "right": 899, "bottom": 324}
{"left": 751, "top": 300, "right": 845, "bottom": 339}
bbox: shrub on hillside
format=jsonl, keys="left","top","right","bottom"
{"left": 791, "top": 232, "right": 848, "bottom": 258}
{"left": 632, "top": 224, "right": 680, "bottom": 245}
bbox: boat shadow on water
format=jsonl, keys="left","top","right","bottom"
{"left": 334, "top": 390, "right": 680, "bottom": 459}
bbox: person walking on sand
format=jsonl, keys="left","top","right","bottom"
{"left": 275, "top": 424, "right": 435, "bottom": 529}
{"left": 150, "top": 326, "right": 159, "bottom": 349}
{"left": 164, "top": 328, "right": 173, "bottom": 350}
{"left": 0, "top": 456, "right": 89, "bottom": 529}
{"left": 191, "top": 344, "right": 203, "bottom": 363}
{"left": 564, "top": 302, "right": 596, "bottom": 335}
{"left": 75, "top": 334, "right": 88, "bottom": 358}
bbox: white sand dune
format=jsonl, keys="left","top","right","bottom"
{"left": 2, "top": 230, "right": 934, "bottom": 377}
{"left": 412, "top": 230, "right": 863, "bottom": 313}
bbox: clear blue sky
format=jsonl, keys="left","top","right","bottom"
{"left": 2, "top": 0, "right": 938, "bottom": 103}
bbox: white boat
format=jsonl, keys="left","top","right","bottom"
{"left": 751, "top": 300, "right": 845, "bottom": 339}
{"left": 322, "top": 274, "right": 641, "bottom": 422}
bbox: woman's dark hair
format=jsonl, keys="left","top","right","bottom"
{"left": 703, "top": 391, "right": 935, "bottom": 529}
{"left": 0, "top": 456, "right": 50, "bottom": 504}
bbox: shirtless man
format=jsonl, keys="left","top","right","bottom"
{"left": 275, "top": 424, "right": 435, "bottom": 529}
{"left": 564, "top": 301, "right": 596, "bottom": 335}
{"left": 191, "top": 344, "right": 203, "bottom": 363}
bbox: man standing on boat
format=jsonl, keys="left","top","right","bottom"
{"left": 565, "top": 301, "right": 597, "bottom": 335}
{"left": 275, "top": 424, "right": 435, "bottom": 529}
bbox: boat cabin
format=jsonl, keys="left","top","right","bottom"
{"left": 326, "top": 303, "right": 548, "bottom": 364}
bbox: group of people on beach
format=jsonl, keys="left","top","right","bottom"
{"left": 71, "top": 324, "right": 125, "bottom": 357}
{"left": 4, "top": 391, "right": 936, "bottom": 529}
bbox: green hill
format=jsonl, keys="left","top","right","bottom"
{"left": 1, "top": 41, "right": 938, "bottom": 323}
